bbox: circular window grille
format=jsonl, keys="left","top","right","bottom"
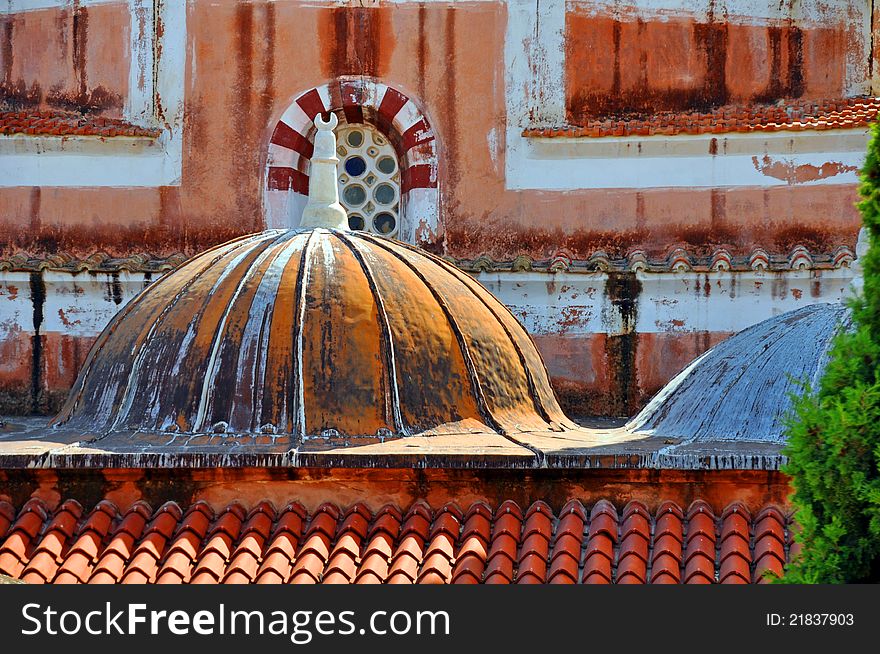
{"left": 335, "top": 124, "right": 401, "bottom": 237}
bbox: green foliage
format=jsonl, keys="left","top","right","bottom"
{"left": 781, "top": 123, "right": 880, "bottom": 583}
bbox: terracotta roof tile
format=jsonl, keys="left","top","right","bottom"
{"left": 484, "top": 502, "right": 522, "bottom": 585}
{"left": 522, "top": 97, "right": 880, "bottom": 139}
{"left": 353, "top": 505, "right": 400, "bottom": 585}
{"left": 418, "top": 506, "right": 461, "bottom": 584}
{"left": 0, "top": 110, "right": 161, "bottom": 138}
{"left": 0, "top": 498, "right": 797, "bottom": 584}
{"left": 616, "top": 502, "right": 650, "bottom": 584}
{"left": 53, "top": 501, "right": 119, "bottom": 584}
{"left": 121, "top": 502, "right": 182, "bottom": 584}
{"left": 684, "top": 501, "right": 718, "bottom": 584}
{"left": 718, "top": 503, "right": 752, "bottom": 584}
{"left": 89, "top": 502, "right": 152, "bottom": 584}
{"left": 517, "top": 504, "right": 553, "bottom": 584}
{"left": 451, "top": 503, "right": 490, "bottom": 584}
{"left": 548, "top": 500, "right": 586, "bottom": 584}
{"left": 751, "top": 506, "right": 788, "bottom": 584}
{"left": 224, "top": 503, "right": 277, "bottom": 584}
{"left": 324, "top": 505, "right": 372, "bottom": 584}
{"left": 288, "top": 503, "right": 343, "bottom": 584}
{"left": 0, "top": 499, "right": 50, "bottom": 578}
{"left": 583, "top": 501, "right": 618, "bottom": 585}
{"left": 650, "top": 501, "right": 684, "bottom": 584}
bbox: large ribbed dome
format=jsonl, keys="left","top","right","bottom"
{"left": 626, "top": 302, "right": 851, "bottom": 443}
{"left": 53, "top": 228, "right": 576, "bottom": 444}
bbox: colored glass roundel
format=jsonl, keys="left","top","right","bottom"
{"left": 335, "top": 124, "right": 400, "bottom": 238}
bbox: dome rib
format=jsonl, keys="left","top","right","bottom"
{"left": 208, "top": 232, "right": 305, "bottom": 432}
{"left": 52, "top": 232, "right": 269, "bottom": 429}
{"left": 335, "top": 231, "right": 404, "bottom": 435}
{"left": 365, "top": 233, "right": 577, "bottom": 432}
{"left": 356, "top": 232, "right": 502, "bottom": 434}
{"left": 425, "top": 247, "right": 576, "bottom": 431}
{"left": 193, "top": 230, "right": 295, "bottom": 433}
{"left": 140, "top": 231, "right": 288, "bottom": 434}
{"left": 292, "top": 229, "right": 318, "bottom": 439}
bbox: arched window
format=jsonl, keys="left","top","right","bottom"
{"left": 336, "top": 124, "right": 400, "bottom": 237}
{"left": 265, "top": 79, "right": 439, "bottom": 245}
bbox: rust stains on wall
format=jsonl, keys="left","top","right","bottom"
{"left": 604, "top": 273, "right": 641, "bottom": 417}
{"left": 28, "top": 272, "right": 46, "bottom": 414}
{"left": 232, "top": 2, "right": 256, "bottom": 228}
{"left": 417, "top": 3, "right": 427, "bottom": 100}
{"left": 28, "top": 188, "right": 41, "bottom": 234}
{"left": 321, "top": 5, "right": 393, "bottom": 79}
{"left": 1, "top": 17, "right": 12, "bottom": 89}
{"left": 1, "top": 4, "right": 125, "bottom": 115}
{"left": 566, "top": 10, "right": 844, "bottom": 122}
{"left": 442, "top": 6, "right": 459, "bottom": 193}
{"left": 754, "top": 24, "right": 804, "bottom": 103}
{"left": 72, "top": 4, "right": 88, "bottom": 99}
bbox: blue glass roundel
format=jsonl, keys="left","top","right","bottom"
{"left": 344, "top": 156, "right": 367, "bottom": 177}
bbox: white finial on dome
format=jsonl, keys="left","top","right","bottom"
{"left": 299, "top": 112, "right": 348, "bottom": 230}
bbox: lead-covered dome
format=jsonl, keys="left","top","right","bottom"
{"left": 627, "top": 302, "right": 851, "bottom": 443}
{"left": 53, "top": 228, "right": 576, "bottom": 443}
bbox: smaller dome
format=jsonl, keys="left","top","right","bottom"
{"left": 627, "top": 303, "right": 851, "bottom": 443}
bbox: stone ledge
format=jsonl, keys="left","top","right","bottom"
{"left": 0, "top": 417, "right": 786, "bottom": 471}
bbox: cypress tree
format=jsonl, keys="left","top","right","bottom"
{"left": 781, "top": 122, "right": 880, "bottom": 583}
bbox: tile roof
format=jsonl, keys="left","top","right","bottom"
{"left": 0, "top": 243, "right": 854, "bottom": 275}
{"left": 0, "top": 498, "right": 793, "bottom": 584}
{"left": 0, "top": 110, "right": 161, "bottom": 138}
{"left": 523, "top": 96, "right": 880, "bottom": 139}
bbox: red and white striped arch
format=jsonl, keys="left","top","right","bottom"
{"left": 264, "top": 78, "right": 440, "bottom": 244}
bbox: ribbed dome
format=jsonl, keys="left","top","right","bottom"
{"left": 627, "top": 303, "right": 851, "bottom": 443}
{"left": 54, "top": 228, "right": 576, "bottom": 443}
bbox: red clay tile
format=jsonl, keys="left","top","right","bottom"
{"left": 146, "top": 502, "right": 184, "bottom": 539}
{"left": 399, "top": 501, "right": 432, "bottom": 541}
{"left": 496, "top": 500, "right": 523, "bottom": 520}
{"left": 54, "top": 520, "right": 109, "bottom": 585}
{"left": 418, "top": 551, "right": 453, "bottom": 584}
{"left": 451, "top": 553, "right": 486, "bottom": 584}
{"left": 155, "top": 553, "right": 191, "bottom": 584}
{"left": 460, "top": 503, "right": 491, "bottom": 534}
{"left": 324, "top": 535, "right": 363, "bottom": 584}
{"left": 753, "top": 533, "right": 786, "bottom": 584}
{"left": 386, "top": 554, "right": 421, "bottom": 584}
{"left": 113, "top": 501, "right": 153, "bottom": 539}
{"left": 255, "top": 547, "right": 295, "bottom": 584}
{"left": 289, "top": 552, "right": 328, "bottom": 584}
{"left": 582, "top": 501, "right": 618, "bottom": 584}
{"left": 88, "top": 504, "right": 152, "bottom": 584}
{"left": 354, "top": 552, "right": 389, "bottom": 584}
{"left": 548, "top": 500, "right": 585, "bottom": 583}
{"left": 517, "top": 552, "right": 548, "bottom": 584}
{"left": 338, "top": 504, "right": 371, "bottom": 540}
{"left": 0, "top": 501, "right": 50, "bottom": 579}
{"left": 120, "top": 505, "right": 182, "bottom": 584}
